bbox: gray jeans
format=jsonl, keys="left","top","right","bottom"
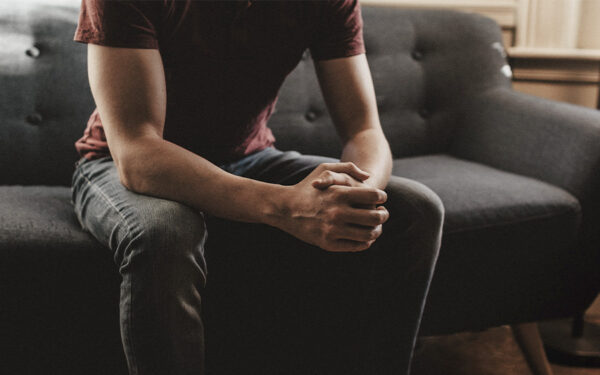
{"left": 71, "top": 147, "right": 443, "bottom": 375}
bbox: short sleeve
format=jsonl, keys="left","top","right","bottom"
{"left": 74, "top": 0, "right": 159, "bottom": 49}
{"left": 309, "top": 0, "right": 365, "bottom": 61}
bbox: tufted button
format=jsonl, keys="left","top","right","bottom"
{"left": 411, "top": 50, "right": 423, "bottom": 61}
{"left": 25, "top": 113, "right": 43, "bottom": 125}
{"left": 418, "top": 108, "right": 430, "bottom": 119}
{"left": 305, "top": 110, "right": 318, "bottom": 122}
{"left": 25, "top": 45, "right": 41, "bottom": 59}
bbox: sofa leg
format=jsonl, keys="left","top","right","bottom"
{"left": 512, "top": 323, "right": 554, "bottom": 375}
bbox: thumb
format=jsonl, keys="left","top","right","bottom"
{"left": 312, "top": 171, "right": 354, "bottom": 190}
{"left": 326, "top": 162, "right": 370, "bottom": 182}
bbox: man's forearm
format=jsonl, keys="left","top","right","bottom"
{"left": 116, "top": 136, "right": 287, "bottom": 226}
{"left": 340, "top": 127, "right": 392, "bottom": 190}
{"left": 114, "top": 136, "right": 389, "bottom": 252}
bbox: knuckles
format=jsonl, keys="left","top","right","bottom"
{"left": 327, "top": 207, "right": 342, "bottom": 222}
{"left": 370, "top": 226, "right": 382, "bottom": 240}
{"left": 318, "top": 162, "right": 334, "bottom": 171}
{"left": 317, "top": 162, "right": 357, "bottom": 172}
{"left": 371, "top": 211, "right": 383, "bottom": 224}
{"left": 328, "top": 186, "right": 344, "bottom": 200}
{"left": 377, "top": 209, "right": 389, "bottom": 224}
{"left": 321, "top": 170, "right": 335, "bottom": 180}
{"left": 371, "top": 190, "right": 385, "bottom": 203}
{"left": 321, "top": 222, "right": 336, "bottom": 240}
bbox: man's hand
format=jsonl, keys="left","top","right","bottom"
{"left": 277, "top": 162, "right": 389, "bottom": 253}
{"left": 311, "top": 163, "right": 370, "bottom": 189}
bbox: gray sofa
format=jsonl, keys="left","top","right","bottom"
{"left": 2, "top": 1, "right": 599, "bottom": 374}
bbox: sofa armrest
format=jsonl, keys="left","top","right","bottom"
{"left": 451, "top": 87, "right": 600, "bottom": 202}
{"left": 451, "top": 87, "right": 600, "bottom": 287}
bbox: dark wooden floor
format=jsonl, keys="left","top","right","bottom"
{"left": 412, "top": 326, "right": 600, "bottom": 375}
{"left": 412, "top": 298, "right": 600, "bottom": 375}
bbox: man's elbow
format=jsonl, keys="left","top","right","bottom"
{"left": 111, "top": 135, "right": 163, "bottom": 193}
{"left": 118, "top": 167, "right": 137, "bottom": 192}
{"left": 114, "top": 151, "right": 147, "bottom": 193}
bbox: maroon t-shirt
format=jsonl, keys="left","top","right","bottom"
{"left": 74, "top": 0, "right": 365, "bottom": 164}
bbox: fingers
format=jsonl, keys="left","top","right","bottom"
{"left": 321, "top": 207, "right": 389, "bottom": 252}
{"left": 337, "top": 206, "right": 389, "bottom": 227}
{"left": 312, "top": 170, "right": 361, "bottom": 190}
{"left": 331, "top": 185, "right": 387, "bottom": 205}
{"left": 327, "top": 239, "right": 374, "bottom": 253}
{"left": 317, "top": 162, "right": 370, "bottom": 182}
{"left": 334, "top": 224, "right": 383, "bottom": 242}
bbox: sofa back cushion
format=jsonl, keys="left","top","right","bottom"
{"left": 0, "top": 2, "right": 510, "bottom": 186}
{"left": 0, "top": 1, "right": 93, "bottom": 185}
{"left": 269, "top": 7, "right": 511, "bottom": 159}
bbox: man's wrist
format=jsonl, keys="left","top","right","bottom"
{"left": 260, "top": 184, "right": 293, "bottom": 229}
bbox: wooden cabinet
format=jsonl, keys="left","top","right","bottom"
{"left": 508, "top": 49, "right": 600, "bottom": 109}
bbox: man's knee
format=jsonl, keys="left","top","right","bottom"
{"left": 139, "top": 199, "right": 206, "bottom": 247}
{"left": 385, "top": 176, "right": 444, "bottom": 239}
{"left": 119, "top": 197, "right": 207, "bottom": 277}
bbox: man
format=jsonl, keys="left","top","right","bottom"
{"left": 71, "top": 0, "right": 443, "bottom": 374}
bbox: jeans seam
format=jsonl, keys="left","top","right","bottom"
{"left": 78, "top": 169, "right": 136, "bottom": 238}
{"left": 76, "top": 169, "right": 140, "bottom": 372}
{"left": 126, "top": 273, "right": 139, "bottom": 374}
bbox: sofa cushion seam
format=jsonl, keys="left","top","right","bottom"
{"left": 444, "top": 208, "right": 579, "bottom": 235}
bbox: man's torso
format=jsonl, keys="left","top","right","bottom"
{"left": 74, "top": 0, "right": 364, "bottom": 163}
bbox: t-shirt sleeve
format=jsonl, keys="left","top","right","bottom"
{"left": 309, "top": 0, "right": 366, "bottom": 61}
{"left": 74, "top": 0, "right": 159, "bottom": 49}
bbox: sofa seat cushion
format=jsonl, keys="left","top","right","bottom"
{"left": 393, "top": 154, "right": 581, "bottom": 234}
{"left": 0, "top": 184, "right": 116, "bottom": 299}
{"left": 0, "top": 186, "right": 125, "bottom": 374}
{"left": 0, "top": 186, "right": 96, "bottom": 250}
{"left": 393, "top": 154, "right": 585, "bottom": 334}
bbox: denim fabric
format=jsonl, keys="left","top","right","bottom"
{"left": 71, "top": 147, "right": 443, "bottom": 375}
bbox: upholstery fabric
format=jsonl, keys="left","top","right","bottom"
{"left": 0, "top": 186, "right": 125, "bottom": 374}
{"left": 391, "top": 155, "right": 586, "bottom": 333}
{"left": 1, "top": 1, "right": 599, "bottom": 373}
{"left": 451, "top": 89, "right": 600, "bottom": 202}
{"left": 393, "top": 154, "right": 581, "bottom": 234}
{"left": 0, "top": 186, "right": 91, "bottom": 248}
{"left": 0, "top": 5, "right": 511, "bottom": 184}
{"left": 267, "top": 8, "right": 512, "bottom": 158}
{"left": 0, "top": 2, "right": 94, "bottom": 186}
{"left": 423, "top": 207, "right": 588, "bottom": 334}
{"left": 450, "top": 87, "right": 600, "bottom": 289}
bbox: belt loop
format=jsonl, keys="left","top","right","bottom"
{"left": 74, "top": 157, "right": 86, "bottom": 169}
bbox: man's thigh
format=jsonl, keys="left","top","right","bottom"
{"left": 207, "top": 149, "right": 373, "bottom": 373}
{"left": 207, "top": 148, "right": 442, "bottom": 374}
{"left": 71, "top": 156, "right": 208, "bottom": 270}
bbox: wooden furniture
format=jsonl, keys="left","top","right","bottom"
{"left": 509, "top": 47, "right": 600, "bottom": 109}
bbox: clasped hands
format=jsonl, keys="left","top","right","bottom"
{"left": 279, "top": 162, "right": 389, "bottom": 252}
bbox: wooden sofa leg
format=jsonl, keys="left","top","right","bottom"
{"left": 512, "top": 323, "right": 554, "bottom": 375}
